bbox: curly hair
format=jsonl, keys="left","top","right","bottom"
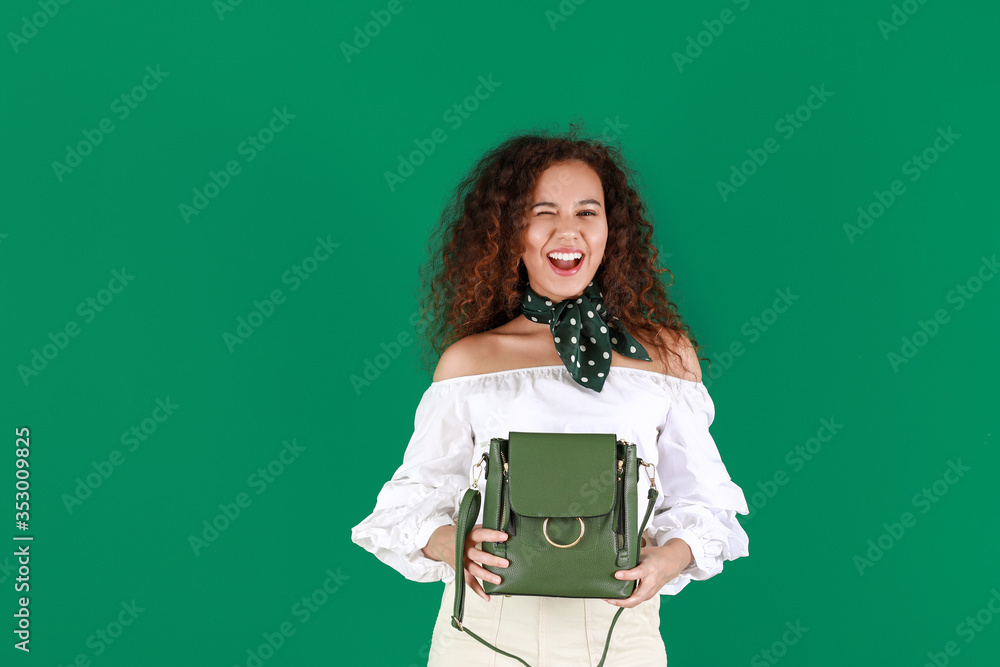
{"left": 414, "top": 123, "right": 704, "bottom": 380}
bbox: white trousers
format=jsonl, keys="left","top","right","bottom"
{"left": 428, "top": 578, "right": 668, "bottom": 666}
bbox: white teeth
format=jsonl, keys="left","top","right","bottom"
{"left": 548, "top": 252, "right": 583, "bottom": 261}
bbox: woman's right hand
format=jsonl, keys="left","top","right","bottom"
{"left": 423, "top": 523, "right": 509, "bottom": 601}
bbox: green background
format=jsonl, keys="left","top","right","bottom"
{"left": 2, "top": 0, "right": 998, "bottom": 665}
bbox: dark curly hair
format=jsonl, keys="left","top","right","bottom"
{"left": 414, "top": 123, "right": 704, "bottom": 379}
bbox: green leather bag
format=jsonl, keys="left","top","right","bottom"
{"left": 451, "top": 431, "right": 659, "bottom": 666}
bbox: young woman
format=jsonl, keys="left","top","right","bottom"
{"left": 351, "top": 128, "right": 750, "bottom": 665}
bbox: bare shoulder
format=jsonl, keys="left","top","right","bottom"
{"left": 643, "top": 327, "right": 702, "bottom": 383}
{"left": 431, "top": 333, "right": 494, "bottom": 382}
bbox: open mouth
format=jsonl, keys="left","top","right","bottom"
{"left": 547, "top": 251, "right": 584, "bottom": 273}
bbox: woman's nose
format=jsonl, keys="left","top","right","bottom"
{"left": 553, "top": 212, "right": 582, "bottom": 234}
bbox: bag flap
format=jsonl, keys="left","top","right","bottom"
{"left": 507, "top": 432, "right": 617, "bottom": 518}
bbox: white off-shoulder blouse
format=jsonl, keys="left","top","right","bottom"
{"left": 350, "top": 364, "right": 750, "bottom": 596}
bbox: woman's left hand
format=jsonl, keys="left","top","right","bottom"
{"left": 604, "top": 537, "right": 693, "bottom": 608}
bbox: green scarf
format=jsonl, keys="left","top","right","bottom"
{"left": 521, "top": 280, "right": 651, "bottom": 392}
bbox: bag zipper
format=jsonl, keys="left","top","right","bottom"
{"left": 615, "top": 439, "right": 633, "bottom": 551}
{"left": 616, "top": 458, "right": 624, "bottom": 549}
{"left": 499, "top": 446, "right": 509, "bottom": 532}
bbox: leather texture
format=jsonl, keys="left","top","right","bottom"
{"left": 508, "top": 432, "right": 616, "bottom": 517}
{"left": 451, "top": 431, "right": 659, "bottom": 667}
{"left": 484, "top": 433, "right": 638, "bottom": 598}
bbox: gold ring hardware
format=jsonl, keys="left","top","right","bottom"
{"left": 452, "top": 615, "right": 464, "bottom": 632}
{"left": 542, "top": 517, "right": 585, "bottom": 548}
{"left": 637, "top": 458, "right": 656, "bottom": 490}
{"left": 471, "top": 453, "right": 487, "bottom": 489}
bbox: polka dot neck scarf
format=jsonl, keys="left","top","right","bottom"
{"left": 521, "top": 279, "right": 651, "bottom": 393}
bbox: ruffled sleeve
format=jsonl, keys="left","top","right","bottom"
{"left": 644, "top": 381, "right": 750, "bottom": 596}
{"left": 350, "top": 382, "right": 474, "bottom": 584}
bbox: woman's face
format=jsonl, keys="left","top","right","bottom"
{"left": 520, "top": 160, "right": 608, "bottom": 304}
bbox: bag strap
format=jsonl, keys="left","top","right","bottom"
{"left": 450, "top": 477, "right": 660, "bottom": 666}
